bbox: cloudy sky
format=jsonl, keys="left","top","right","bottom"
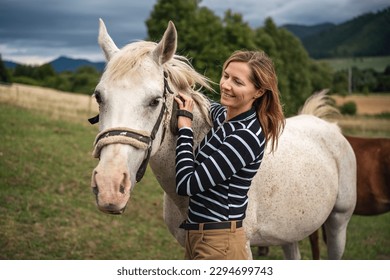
{"left": 1, "top": 0, "right": 388, "bottom": 65}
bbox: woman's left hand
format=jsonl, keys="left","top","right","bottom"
{"left": 174, "top": 92, "right": 194, "bottom": 129}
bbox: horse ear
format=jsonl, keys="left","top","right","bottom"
{"left": 153, "top": 21, "right": 177, "bottom": 65}
{"left": 98, "top": 18, "right": 119, "bottom": 61}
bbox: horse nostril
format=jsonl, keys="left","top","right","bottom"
{"left": 92, "top": 186, "right": 99, "bottom": 196}
{"left": 119, "top": 185, "right": 125, "bottom": 194}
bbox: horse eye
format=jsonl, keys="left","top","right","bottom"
{"left": 94, "top": 91, "right": 102, "bottom": 104}
{"left": 149, "top": 98, "right": 160, "bottom": 107}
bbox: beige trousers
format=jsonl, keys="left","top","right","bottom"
{"left": 184, "top": 222, "right": 248, "bottom": 260}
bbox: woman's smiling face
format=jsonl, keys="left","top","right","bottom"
{"left": 220, "top": 61, "right": 261, "bottom": 120}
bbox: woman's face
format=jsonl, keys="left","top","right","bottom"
{"left": 220, "top": 61, "right": 261, "bottom": 119}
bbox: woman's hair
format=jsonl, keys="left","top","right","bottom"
{"left": 222, "top": 50, "right": 285, "bottom": 152}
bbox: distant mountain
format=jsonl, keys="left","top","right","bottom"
{"left": 4, "top": 60, "right": 18, "bottom": 69}
{"left": 282, "top": 23, "right": 335, "bottom": 40}
{"left": 4, "top": 56, "right": 105, "bottom": 73}
{"left": 292, "top": 7, "right": 390, "bottom": 58}
{"left": 48, "top": 56, "right": 105, "bottom": 72}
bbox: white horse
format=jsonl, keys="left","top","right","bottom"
{"left": 90, "top": 19, "right": 357, "bottom": 259}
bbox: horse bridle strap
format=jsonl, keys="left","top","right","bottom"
{"left": 92, "top": 127, "right": 150, "bottom": 158}
{"left": 89, "top": 71, "right": 174, "bottom": 182}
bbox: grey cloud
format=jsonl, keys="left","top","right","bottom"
{"left": 1, "top": 0, "right": 388, "bottom": 64}
{"left": 202, "top": 0, "right": 389, "bottom": 25}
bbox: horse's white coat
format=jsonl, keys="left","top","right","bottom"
{"left": 91, "top": 20, "right": 357, "bottom": 259}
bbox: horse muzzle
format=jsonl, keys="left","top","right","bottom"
{"left": 96, "top": 200, "right": 127, "bottom": 215}
{"left": 91, "top": 162, "right": 132, "bottom": 215}
{"left": 93, "top": 186, "right": 129, "bottom": 215}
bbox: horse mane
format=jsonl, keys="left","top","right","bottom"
{"left": 299, "top": 89, "right": 340, "bottom": 121}
{"left": 104, "top": 40, "right": 213, "bottom": 126}
{"left": 166, "top": 54, "right": 214, "bottom": 126}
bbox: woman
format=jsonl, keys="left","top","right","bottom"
{"left": 174, "top": 50, "right": 285, "bottom": 260}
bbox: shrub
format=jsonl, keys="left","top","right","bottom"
{"left": 339, "top": 101, "right": 357, "bottom": 115}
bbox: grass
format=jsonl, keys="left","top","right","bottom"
{"left": 0, "top": 100, "right": 389, "bottom": 260}
{"left": 253, "top": 213, "right": 390, "bottom": 260}
{"left": 0, "top": 103, "right": 183, "bottom": 259}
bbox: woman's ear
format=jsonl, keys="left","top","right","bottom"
{"left": 255, "top": 88, "right": 265, "bottom": 99}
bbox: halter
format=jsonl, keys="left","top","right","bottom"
{"left": 88, "top": 71, "right": 174, "bottom": 182}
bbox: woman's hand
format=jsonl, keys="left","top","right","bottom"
{"left": 174, "top": 92, "right": 194, "bottom": 129}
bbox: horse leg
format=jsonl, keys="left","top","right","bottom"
{"left": 162, "top": 192, "right": 187, "bottom": 247}
{"left": 281, "top": 242, "right": 301, "bottom": 259}
{"left": 324, "top": 143, "right": 356, "bottom": 259}
{"left": 323, "top": 211, "right": 351, "bottom": 259}
{"left": 322, "top": 224, "right": 327, "bottom": 244}
{"left": 309, "top": 230, "right": 320, "bottom": 259}
{"left": 257, "top": 246, "right": 270, "bottom": 257}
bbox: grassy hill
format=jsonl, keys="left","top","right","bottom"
{"left": 282, "top": 23, "right": 335, "bottom": 39}
{"left": 306, "top": 8, "right": 390, "bottom": 58}
{"left": 286, "top": 7, "right": 390, "bottom": 58}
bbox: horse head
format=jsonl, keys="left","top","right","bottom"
{"left": 90, "top": 19, "right": 211, "bottom": 215}
{"left": 90, "top": 19, "right": 177, "bottom": 214}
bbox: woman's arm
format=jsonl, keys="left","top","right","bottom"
{"left": 175, "top": 127, "right": 264, "bottom": 196}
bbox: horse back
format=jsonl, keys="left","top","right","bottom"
{"left": 247, "top": 115, "right": 355, "bottom": 244}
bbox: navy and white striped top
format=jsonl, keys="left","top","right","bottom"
{"left": 175, "top": 102, "right": 266, "bottom": 223}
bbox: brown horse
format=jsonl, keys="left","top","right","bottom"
{"left": 308, "top": 135, "right": 390, "bottom": 259}
{"left": 346, "top": 135, "right": 390, "bottom": 215}
{"left": 259, "top": 135, "right": 390, "bottom": 259}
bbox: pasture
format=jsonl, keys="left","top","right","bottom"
{"left": 0, "top": 84, "right": 389, "bottom": 259}
{"left": 332, "top": 94, "right": 390, "bottom": 137}
{"left": 318, "top": 56, "right": 390, "bottom": 72}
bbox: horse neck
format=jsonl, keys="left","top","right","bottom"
{"left": 191, "top": 103, "right": 212, "bottom": 147}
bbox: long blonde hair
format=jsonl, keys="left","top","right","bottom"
{"left": 222, "top": 50, "right": 285, "bottom": 152}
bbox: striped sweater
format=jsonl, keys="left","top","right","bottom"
{"left": 175, "top": 102, "right": 266, "bottom": 223}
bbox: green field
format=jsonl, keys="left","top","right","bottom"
{"left": 0, "top": 103, "right": 389, "bottom": 259}
{"left": 318, "top": 56, "right": 390, "bottom": 72}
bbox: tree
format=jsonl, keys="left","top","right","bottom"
{"left": 34, "top": 63, "right": 56, "bottom": 80}
{"left": 308, "top": 60, "right": 333, "bottom": 92}
{"left": 146, "top": 0, "right": 198, "bottom": 46}
{"left": 332, "top": 70, "right": 348, "bottom": 95}
{"left": 255, "top": 19, "right": 313, "bottom": 115}
{"left": 13, "top": 63, "right": 55, "bottom": 81}
{"left": 222, "top": 10, "right": 256, "bottom": 51}
{"left": 375, "top": 65, "right": 390, "bottom": 92}
{"left": 146, "top": 0, "right": 226, "bottom": 98}
{"left": 0, "top": 55, "right": 12, "bottom": 83}
{"left": 146, "top": 3, "right": 331, "bottom": 114}
{"left": 14, "top": 64, "right": 34, "bottom": 77}
{"left": 70, "top": 66, "right": 100, "bottom": 94}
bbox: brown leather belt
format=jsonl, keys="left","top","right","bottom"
{"left": 179, "top": 220, "right": 243, "bottom": 231}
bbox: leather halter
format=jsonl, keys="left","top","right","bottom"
{"left": 88, "top": 71, "right": 174, "bottom": 182}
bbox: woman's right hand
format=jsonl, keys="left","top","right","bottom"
{"left": 174, "top": 92, "right": 194, "bottom": 129}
